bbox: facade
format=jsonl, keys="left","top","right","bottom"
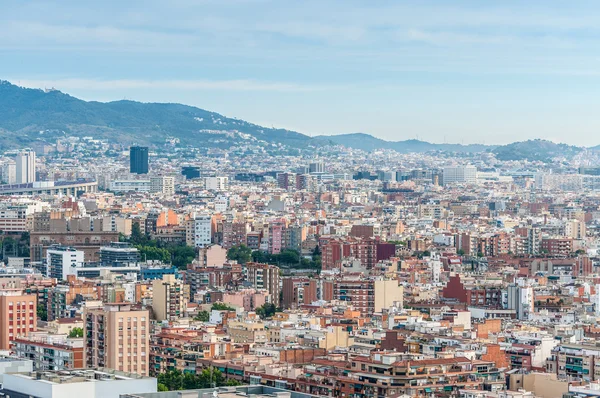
{"left": 130, "top": 146, "right": 149, "bottom": 174}
{"left": 84, "top": 303, "right": 150, "bottom": 376}
{"left": 0, "top": 291, "right": 37, "bottom": 350}
{"left": 31, "top": 230, "right": 120, "bottom": 263}
{"left": 245, "top": 262, "right": 281, "bottom": 307}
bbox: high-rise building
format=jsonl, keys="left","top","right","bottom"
{"left": 130, "top": 146, "right": 149, "bottom": 174}
{"left": 193, "top": 214, "right": 213, "bottom": 248}
{"left": 15, "top": 151, "right": 36, "bottom": 184}
{"left": 0, "top": 291, "right": 37, "bottom": 350}
{"left": 84, "top": 303, "right": 149, "bottom": 376}
{"left": 151, "top": 275, "right": 189, "bottom": 322}
{"left": 309, "top": 161, "right": 324, "bottom": 174}
{"left": 245, "top": 262, "right": 281, "bottom": 307}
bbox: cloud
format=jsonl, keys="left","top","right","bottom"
{"left": 12, "top": 78, "right": 330, "bottom": 93}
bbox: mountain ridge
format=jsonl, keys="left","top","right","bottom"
{"left": 0, "top": 80, "right": 594, "bottom": 160}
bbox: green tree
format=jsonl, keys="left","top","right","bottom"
{"left": 171, "top": 245, "right": 196, "bottom": 269}
{"left": 68, "top": 327, "right": 84, "bottom": 338}
{"left": 457, "top": 249, "right": 465, "bottom": 256}
{"left": 212, "top": 302, "right": 235, "bottom": 311}
{"left": 255, "top": 303, "right": 277, "bottom": 318}
{"left": 227, "top": 245, "right": 252, "bottom": 264}
{"left": 194, "top": 310, "right": 210, "bottom": 322}
{"left": 157, "top": 383, "right": 169, "bottom": 392}
{"left": 37, "top": 305, "right": 48, "bottom": 322}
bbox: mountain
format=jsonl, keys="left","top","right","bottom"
{"left": 0, "top": 80, "right": 589, "bottom": 160}
{"left": 316, "top": 133, "right": 492, "bottom": 153}
{"left": 0, "top": 80, "right": 312, "bottom": 149}
{"left": 491, "top": 139, "right": 583, "bottom": 162}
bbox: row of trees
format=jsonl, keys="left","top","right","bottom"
{"left": 125, "top": 224, "right": 196, "bottom": 269}
{"left": 157, "top": 369, "right": 240, "bottom": 391}
{"left": 227, "top": 245, "right": 321, "bottom": 269}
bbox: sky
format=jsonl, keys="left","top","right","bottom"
{"left": 3, "top": 0, "right": 600, "bottom": 145}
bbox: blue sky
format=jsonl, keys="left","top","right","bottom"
{"left": 3, "top": 0, "right": 600, "bottom": 145}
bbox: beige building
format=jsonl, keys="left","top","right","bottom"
{"left": 151, "top": 274, "right": 189, "bottom": 322}
{"left": 374, "top": 279, "right": 404, "bottom": 313}
{"left": 84, "top": 303, "right": 150, "bottom": 376}
{"left": 228, "top": 321, "right": 267, "bottom": 344}
{"left": 0, "top": 290, "right": 37, "bottom": 350}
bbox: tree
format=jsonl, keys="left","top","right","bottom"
{"left": 256, "top": 303, "right": 277, "bottom": 319}
{"left": 227, "top": 245, "right": 252, "bottom": 264}
{"left": 457, "top": 249, "right": 465, "bottom": 256}
{"left": 171, "top": 245, "right": 196, "bottom": 269}
{"left": 37, "top": 306, "right": 48, "bottom": 322}
{"left": 212, "top": 302, "right": 235, "bottom": 311}
{"left": 158, "top": 383, "right": 169, "bottom": 392}
{"left": 194, "top": 310, "right": 210, "bottom": 322}
{"left": 68, "top": 327, "right": 84, "bottom": 338}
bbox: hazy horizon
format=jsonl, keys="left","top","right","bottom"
{"left": 3, "top": 1, "right": 600, "bottom": 145}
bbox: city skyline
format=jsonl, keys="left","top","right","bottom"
{"left": 3, "top": 1, "right": 600, "bottom": 145}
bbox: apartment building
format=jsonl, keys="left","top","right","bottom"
{"left": 12, "top": 333, "right": 85, "bottom": 370}
{"left": 245, "top": 262, "right": 281, "bottom": 307}
{"left": 84, "top": 303, "right": 150, "bottom": 376}
{"left": 0, "top": 290, "right": 37, "bottom": 350}
{"left": 151, "top": 274, "right": 189, "bottom": 322}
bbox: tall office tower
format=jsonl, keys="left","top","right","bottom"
{"left": 0, "top": 291, "right": 37, "bottom": 350}
{"left": 152, "top": 275, "right": 189, "bottom": 322}
{"left": 130, "top": 146, "right": 149, "bottom": 174}
{"left": 84, "top": 303, "right": 150, "bottom": 376}
{"left": 15, "top": 151, "right": 36, "bottom": 184}
{"left": 309, "top": 161, "right": 324, "bottom": 174}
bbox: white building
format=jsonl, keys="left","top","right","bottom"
{"left": 442, "top": 165, "right": 477, "bottom": 185}
{"left": 214, "top": 195, "right": 228, "bottom": 213}
{"left": 535, "top": 173, "right": 583, "bottom": 191}
{"left": 205, "top": 176, "right": 228, "bottom": 191}
{"left": 193, "top": 214, "right": 212, "bottom": 248}
{"left": 109, "top": 180, "right": 151, "bottom": 193}
{"left": 0, "top": 369, "right": 156, "bottom": 398}
{"left": 15, "top": 151, "right": 36, "bottom": 184}
{"left": 110, "top": 177, "right": 174, "bottom": 194}
{"left": 46, "top": 246, "right": 84, "bottom": 281}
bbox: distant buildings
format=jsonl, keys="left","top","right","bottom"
{"left": 130, "top": 146, "right": 149, "bottom": 174}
